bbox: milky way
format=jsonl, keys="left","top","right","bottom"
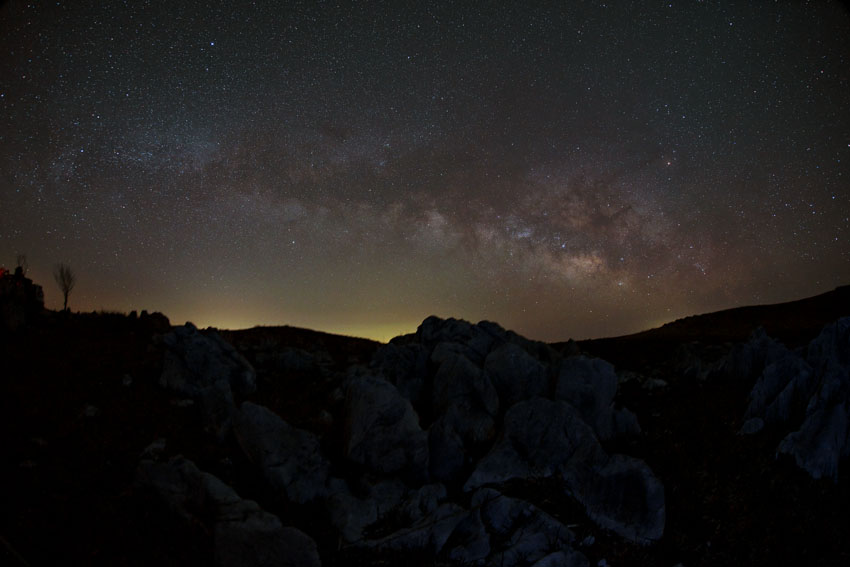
{"left": 2, "top": 1, "right": 848, "bottom": 341}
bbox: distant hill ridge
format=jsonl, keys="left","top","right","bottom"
{"left": 574, "top": 285, "right": 850, "bottom": 347}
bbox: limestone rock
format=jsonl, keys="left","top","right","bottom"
{"left": 160, "top": 323, "right": 256, "bottom": 437}
{"left": 417, "top": 316, "right": 477, "bottom": 353}
{"left": 342, "top": 373, "right": 429, "bottom": 478}
{"left": 325, "top": 477, "right": 380, "bottom": 543}
{"left": 325, "top": 477, "right": 407, "bottom": 543}
{"left": 445, "top": 508, "right": 491, "bottom": 564}
{"left": 776, "top": 318, "right": 850, "bottom": 480}
{"left": 446, "top": 489, "right": 587, "bottom": 567}
{"left": 465, "top": 399, "right": 665, "bottom": 544}
{"left": 738, "top": 417, "right": 765, "bottom": 435}
{"left": 737, "top": 318, "right": 850, "bottom": 480}
{"left": 371, "top": 341, "right": 429, "bottom": 406}
{"left": 204, "top": 473, "right": 321, "bottom": 567}
{"left": 358, "top": 502, "right": 467, "bottom": 555}
{"left": 431, "top": 343, "right": 500, "bottom": 446}
{"left": 465, "top": 398, "right": 604, "bottom": 491}
{"left": 416, "top": 316, "right": 507, "bottom": 365}
{"left": 484, "top": 342, "right": 550, "bottom": 408}
{"left": 136, "top": 456, "right": 321, "bottom": 567}
{"left": 161, "top": 323, "right": 256, "bottom": 398}
{"left": 326, "top": 476, "right": 448, "bottom": 545}
{"left": 569, "top": 454, "right": 666, "bottom": 545}
{"left": 428, "top": 416, "right": 467, "bottom": 484}
{"left": 807, "top": 316, "right": 850, "bottom": 375}
{"left": 234, "top": 402, "right": 330, "bottom": 504}
{"left": 713, "top": 327, "right": 791, "bottom": 383}
{"left": 778, "top": 401, "right": 849, "bottom": 481}
{"left": 744, "top": 354, "right": 814, "bottom": 426}
{"left": 554, "top": 356, "right": 622, "bottom": 440}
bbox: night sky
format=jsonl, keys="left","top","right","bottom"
{"left": 2, "top": 1, "right": 848, "bottom": 342}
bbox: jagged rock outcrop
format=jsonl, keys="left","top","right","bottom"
{"left": 465, "top": 398, "right": 664, "bottom": 544}
{"left": 150, "top": 314, "right": 661, "bottom": 560}
{"left": 325, "top": 477, "right": 406, "bottom": 543}
{"left": 362, "top": 316, "right": 662, "bottom": 545}
{"left": 326, "top": 477, "right": 450, "bottom": 544}
{"left": 428, "top": 416, "right": 467, "bottom": 483}
{"left": 342, "top": 372, "right": 429, "bottom": 479}
{"left": 484, "top": 342, "right": 549, "bottom": 408}
{"left": 136, "top": 456, "right": 321, "bottom": 567}
{"left": 371, "top": 341, "right": 429, "bottom": 406}
{"left": 358, "top": 502, "right": 469, "bottom": 555}
{"left": 161, "top": 323, "right": 257, "bottom": 398}
{"left": 464, "top": 398, "right": 604, "bottom": 489}
{"left": 325, "top": 477, "right": 381, "bottom": 543}
{"left": 233, "top": 402, "right": 330, "bottom": 504}
{"left": 416, "top": 316, "right": 503, "bottom": 365}
{"left": 445, "top": 488, "right": 588, "bottom": 567}
{"left": 160, "top": 323, "right": 257, "bottom": 438}
{"left": 731, "top": 318, "right": 850, "bottom": 481}
{"left": 554, "top": 356, "right": 639, "bottom": 440}
{"left": 777, "top": 318, "right": 850, "bottom": 480}
{"left": 430, "top": 341, "right": 500, "bottom": 446}
{"left": 744, "top": 353, "right": 813, "bottom": 427}
{"left": 569, "top": 454, "right": 666, "bottom": 545}
{"left": 714, "top": 327, "right": 792, "bottom": 383}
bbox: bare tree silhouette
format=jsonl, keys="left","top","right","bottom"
{"left": 54, "top": 262, "right": 76, "bottom": 311}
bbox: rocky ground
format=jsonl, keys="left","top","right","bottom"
{"left": 2, "top": 286, "right": 850, "bottom": 566}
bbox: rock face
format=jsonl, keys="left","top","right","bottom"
{"left": 446, "top": 488, "right": 587, "bottom": 567}
{"left": 371, "top": 341, "right": 430, "bottom": 406}
{"left": 778, "top": 318, "right": 850, "bottom": 480}
{"left": 430, "top": 342, "right": 500, "bottom": 447}
{"left": 464, "top": 398, "right": 604, "bottom": 488}
{"left": 744, "top": 353, "right": 813, "bottom": 426}
{"left": 161, "top": 323, "right": 257, "bottom": 398}
{"left": 554, "top": 356, "right": 640, "bottom": 440}
{"left": 484, "top": 342, "right": 549, "bottom": 409}
{"left": 136, "top": 456, "right": 321, "bottom": 567}
{"left": 715, "top": 327, "right": 792, "bottom": 384}
{"left": 234, "top": 402, "right": 330, "bottom": 504}
{"left": 572, "top": 454, "right": 666, "bottom": 544}
{"left": 363, "top": 316, "right": 664, "bottom": 545}
{"left": 342, "top": 372, "right": 429, "bottom": 479}
{"left": 731, "top": 318, "right": 850, "bottom": 481}
{"left": 359, "top": 502, "right": 469, "bottom": 555}
{"left": 148, "top": 314, "right": 662, "bottom": 562}
{"left": 160, "top": 323, "right": 257, "bottom": 437}
{"left": 465, "top": 398, "right": 665, "bottom": 544}
{"left": 428, "top": 417, "right": 467, "bottom": 484}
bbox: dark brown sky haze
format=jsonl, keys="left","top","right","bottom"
{"left": 2, "top": 1, "right": 848, "bottom": 341}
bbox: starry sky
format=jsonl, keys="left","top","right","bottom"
{"left": 1, "top": 1, "right": 849, "bottom": 342}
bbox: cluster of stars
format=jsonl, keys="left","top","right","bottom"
{"left": 1, "top": 1, "right": 848, "bottom": 342}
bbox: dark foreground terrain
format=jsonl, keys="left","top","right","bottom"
{"left": 2, "top": 285, "right": 850, "bottom": 566}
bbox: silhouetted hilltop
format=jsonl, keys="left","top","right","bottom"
{"left": 633, "top": 285, "right": 849, "bottom": 343}
{"left": 566, "top": 285, "right": 850, "bottom": 370}
{"left": 221, "top": 325, "right": 381, "bottom": 372}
